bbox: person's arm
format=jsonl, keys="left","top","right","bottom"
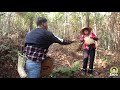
{"left": 90, "top": 32, "right": 99, "bottom": 41}
{"left": 80, "top": 35, "right": 84, "bottom": 42}
{"left": 54, "top": 35, "right": 76, "bottom": 45}
{"left": 47, "top": 31, "right": 74, "bottom": 45}
{"left": 93, "top": 37, "right": 98, "bottom": 41}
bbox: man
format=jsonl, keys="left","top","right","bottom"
{"left": 23, "top": 17, "right": 74, "bottom": 78}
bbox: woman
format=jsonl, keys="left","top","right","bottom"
{"left": 77, "top": 27, "right": 98, "bottom": 74}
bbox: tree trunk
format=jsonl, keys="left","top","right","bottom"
{"left": 29, "top": 17, "right": 33, "bottom": 31}
{"left": 6, "top": 12, "right": 12, "bottom": 36}
{"left": 86, "top": 13, "right": 90, "bottom": 27}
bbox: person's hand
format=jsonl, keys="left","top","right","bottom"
{"left": 90, "top": 36, "right": 94, "bottom": 39}
{"left": 63, "top": 39, "right": 74, "bottom": 45}
{"left": 71, "top": 40, "right": 77, "bottom": 43}
{"left": 76, "top": 48, "right": 80, "bottom": 52}
{"left": 90, "top": 37, "right": 98, "bottom": 41}
{"left": 94, "top": 37, "right": 99, "bottom": 41}
{"left": 64, "top": 39, "right": 72, "bottom": 43}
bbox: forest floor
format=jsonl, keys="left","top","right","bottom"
{"left": 47, "top": 43, "right": 120, "bottom": 78}
{"left": 0, "top": 42, "right": 120, "bottom": 78}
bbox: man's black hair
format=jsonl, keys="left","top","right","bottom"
{"left": 36, "top": 17, "right": 47, "bottom": 26}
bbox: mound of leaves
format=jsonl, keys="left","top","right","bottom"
{"left": 0, "top": 36, "right": 19, "bottom": 78}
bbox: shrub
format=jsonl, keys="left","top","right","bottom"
{"left": 49, "top": 61, "right": 80, "bottom": 78}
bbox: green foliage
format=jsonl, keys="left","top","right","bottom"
{"left": 0, "top": 45, "right": 17, "bottom": 63}
{"left": 49, "top": 61, "right": 80, "bottom": 78}
{"left": 0, "top": 37, "right": 18, "bottom": 63}
{"left": 0, "top": 44, "right": 10, "bottom": 52}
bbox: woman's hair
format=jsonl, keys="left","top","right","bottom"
{"left": 36, "top": 17, "right": 47, "bottom": 26}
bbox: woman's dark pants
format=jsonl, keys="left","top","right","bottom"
{"left": 83, "top": 48, "right": 96, "bottom": 71}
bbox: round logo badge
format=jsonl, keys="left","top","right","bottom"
{"left": 110, "top": 66, "right": 118, "bottom": 74}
